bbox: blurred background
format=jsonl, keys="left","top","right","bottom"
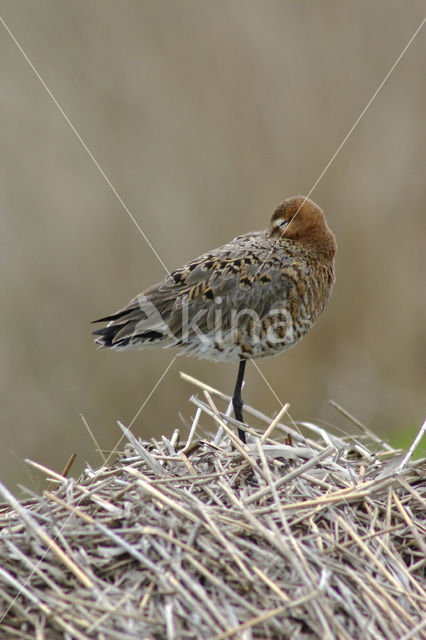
{"left": 0, "top": 1, "right": 424, "bottom": 490}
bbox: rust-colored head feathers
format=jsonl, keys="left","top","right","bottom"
{"left": 270, "top": 196, "right": 336, "bottom": 258}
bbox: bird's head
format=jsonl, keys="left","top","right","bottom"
{"left": 269, "top": 196, "right": 336, "bottom": 258}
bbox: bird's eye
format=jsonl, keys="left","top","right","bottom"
{"left": 277, "top": 219, "right": 288, "bottom": 229}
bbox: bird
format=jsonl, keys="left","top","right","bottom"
{"left": 92, "top": 196, "right": 336, "bottom": 444}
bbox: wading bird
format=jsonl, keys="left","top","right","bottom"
{"left": 93, "top": 196, "right": 336, "bottom": 443}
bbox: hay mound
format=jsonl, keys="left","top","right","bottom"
{"left": 1, "top": 374, "right": 425, "bottom": 639}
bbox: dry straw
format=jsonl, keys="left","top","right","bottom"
{"left": 0, "top": 374, "right": 425, "bottom": 639}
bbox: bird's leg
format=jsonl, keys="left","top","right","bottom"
{"left": 232, "top": 360, "right": 247, "bottom": 443}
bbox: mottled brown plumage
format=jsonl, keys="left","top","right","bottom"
{"left": 93, "top": 195, "right": 336, "bottom": 442}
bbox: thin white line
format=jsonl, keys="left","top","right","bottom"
{"left": 250, "top": 16, "right": 425, "bottom": 521}
{"left": 249, "top": 359, "right": 404, "bottom": 583}
{"left": 250, "top": 17, "right": 425, "bottom": 552}
{"left": 129, "top": 357, "right": 177, "bottom": 428}
{"left": 304, "top": 17, "right": 425, "bottom": 202}
{"left": 0, "top": 354, "right": 176, "bottom": 622}
{"left": 0, "top": 15, "right": 170, "bottom": 276}
{"left": 1, "top": 12, "right": 422, "bottom": 620}
{"left": 104, "top": 356, "right": 177, "bottom": 463}
{"left": 0, "top": 16, "right": 178, "bottom": 618}
{"left": 252, "top": 17, "right": 425, "bottom": 280}
{"left": 250, "top": 360, "right": 314, "bottom": 451}
{"left": 250, "top": 360, "right": 283, "bottom": 407}
{"left": 251, "top": 360, "right": 334, "bottom": 451}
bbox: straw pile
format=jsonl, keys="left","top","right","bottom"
{"left": 0, "top": 373, "right": 425, "bottom": 640}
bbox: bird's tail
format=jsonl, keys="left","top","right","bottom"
{"left": 92, "top": 295, "right": 168, "bottom": 350}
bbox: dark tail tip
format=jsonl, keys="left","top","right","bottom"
{"left": 92, "top": 325, "right": 120, "bottom": 347}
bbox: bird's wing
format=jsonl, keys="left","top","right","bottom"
{"left": 92, "top": 232, "right": 299, "bottom": 348}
